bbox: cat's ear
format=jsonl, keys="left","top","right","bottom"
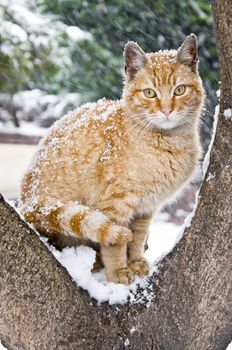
{"left": 177, "top": 34, "right": 198, "bottom": 71}
{"left": 124, "top": 42, "right": 148, "bottom": 79}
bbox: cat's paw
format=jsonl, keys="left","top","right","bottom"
{"left": 128, "top": 257, "right": 149, "bottom": 277}
{"left": 107, "top": 267, "right": 134, "bottom": 285}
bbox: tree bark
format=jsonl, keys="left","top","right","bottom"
{"left": 0, "top": 1, "right": 232, "bottom": 349}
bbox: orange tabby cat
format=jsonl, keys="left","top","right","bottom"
{"left": 20, "top": 34, "right": 204, "bottom": 284}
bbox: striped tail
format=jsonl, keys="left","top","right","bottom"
{"left": 29, "top": 202, "right": 132, "bottom": 246}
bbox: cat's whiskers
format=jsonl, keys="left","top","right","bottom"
{"left": 130, "top": 117, "right": 154, "bottom": 143}
{"left": 139, "top": 120, "right": 154, "bottom": 146}
{"left": 125, "top": 112, "right": 155, "bottom": 145}
{"left": 137, "top": 118, "right": 154, "bottom": 143}
{"left": 124, "top": 115, "right": 151, "bottom": 143}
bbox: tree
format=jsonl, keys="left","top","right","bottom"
{"left": 0, "top": 1, "right": 231, "bottom": 349}
{"left": 41, "top": 0, "right": 218, "bottom": 103}
{"left": 0, "top": 1, "right": 89, "bottom": 127}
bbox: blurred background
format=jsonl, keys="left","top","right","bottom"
{"left": 0, "top": 0, "right": 218, "bottom": 225}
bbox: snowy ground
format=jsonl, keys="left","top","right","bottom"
{"left": 0, "top": 143, "right": 36, "bottom": 198}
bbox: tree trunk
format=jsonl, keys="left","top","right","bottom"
{"left": 0, "top": 1, "right": 231, "bottom": 349}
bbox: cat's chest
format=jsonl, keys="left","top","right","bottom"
{"left": 128, "top": 142, "right": 193, "bottom": 184}
{"left": 127, "top": 142, "right": 198, "bottom": 215}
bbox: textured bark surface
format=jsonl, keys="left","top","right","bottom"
{"left": 0, "top": 1, "right": 232, "bottom": 349}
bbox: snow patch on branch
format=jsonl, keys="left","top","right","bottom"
{"left": 37, "top": 213, "right": 188, "bottom": 305}
{"left": 180, "top": 103, "right": 220, "bottom": 238}
{"left": 223, "top": 108, "right": 232, "bottom": 120}
{"left": 202, "top": 104, "right": 219, "bottom": 176}
{"left": 46, "top": 243, "right": 156, "bottom": 305}
{"left": 206, "top": 172, "right": 215, "bottom": 182}
{"left": 124, "top": 338, "right": 130, "bottom": 347}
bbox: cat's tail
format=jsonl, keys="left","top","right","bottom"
{"left": 25, "top": 202, "right": 132, "bottom": 246}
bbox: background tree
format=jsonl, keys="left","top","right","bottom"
{"left": 40, "top": 0, "right": 218, "bottom": 102}
{"left": 1, "top": 0, "right": 217, "bottom": 150}
{"left": 40, "top": 0, "right": 218, "bottom": 152}
{"left": 0, "top": 0, "right": 89, "bottom": 126}
{"left": 0, "top": 1, "right": 231, "bottom": 349}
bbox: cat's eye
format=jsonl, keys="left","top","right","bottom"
{"left": 143, "top": 89, "right": 157, "bottom": 98}
{"left": 174, "top": 85, "right": 186, "bottom": 96}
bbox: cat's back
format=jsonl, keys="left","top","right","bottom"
{"left": 31, "top": 98, "right": 125, "bottom": 166}
{"left": 20, "top": 98, "right": 127, "bottom": 209}
{"left": 44, "top": 98, "right": 121, "bottom": 147}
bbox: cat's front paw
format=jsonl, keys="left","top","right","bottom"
{"left": 128, "top": 257, "right": 149, "bottom": 277}
{"left": 107, "top": 267, "right": 134, "bottom": 285}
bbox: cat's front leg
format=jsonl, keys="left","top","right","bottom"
{"left": 99, "top": 190, "right": 139, "bottom": 284}
{"left": 99, "top": 187, "right": 139, "bottom": 226}
{"left": 101, "top": 244, "right": 134, "bottom": 285}
{"left": 128, "top": 215, "right": 151, "bottom": 277}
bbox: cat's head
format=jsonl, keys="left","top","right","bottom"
{"left": 123, "top": 34, "right": 205, "bottom": 131}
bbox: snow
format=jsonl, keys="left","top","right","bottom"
{"left": 145, "top": 214, "right": 181, "bottom": 264}
{"left": 223, "top": 108, "right": 232, "bottom": 120}
{"left": 0, "top": 21, "right": 27, "bottom": 42}
{"left": 124, "top": 338, "right": 130, "bottom": 347}
{"left": 130, "top": 326, "right": 136, "bottom": 334}
{"left": 183, "top": 190, "right": 200, "bottom": 229}
{"left": 45, "top": 240, "right": 156, "bottom": 305}
{"left": 216, "top": 89, "right": 221, "bottom": 98}
{"left": 10, "top": 4, "right": 45, "bottom": 31}
{"left": 36, "top": 213, "right": 181, "bottom": 305}
{"left": 0, "top": 343, "right": 7, "bottom": 350}
{"left": 206, "top": 172, "right": 215, "bottom": 182}
{"left": 8, "top": 2, "right": 91, "bottom": 43}
{"left": 0, "top": 89, "right": 81, "bottom": 127}
{"left": 0, "top": 144, "right": 36, "bottom": 198}
{"left": 202, "top": 104, "right": 219, "bottom": 176}
{"left": 0, "top": 123, "right": 47, "bottom": 137}
{"left": 66, "top": 26, "right": 91, "bottom": 41}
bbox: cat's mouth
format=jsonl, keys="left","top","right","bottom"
{"left": 146, "top": 112, "right": 182, "bottom": 131}
{"left": 132, "top": 110, "right": 187, "bottom": 132}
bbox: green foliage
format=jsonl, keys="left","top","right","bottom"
{"left": 0, "top": 1, "right": 74, "bottom": 95}
{"left": 40, "top": 0, "right": 218, "bottom": 105}
{"left": 69, "top": 40, "right": 122, "bottom": 101}
{"left": 0, "top": 0, "right": 218, "bottom": 132}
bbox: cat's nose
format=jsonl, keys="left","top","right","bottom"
{"left": 161, "top": 108, "right": 172, "bottom": 117}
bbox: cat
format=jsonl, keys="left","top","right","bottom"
{"left": 20, "top": 34, "right": 204, "bottom": 285}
